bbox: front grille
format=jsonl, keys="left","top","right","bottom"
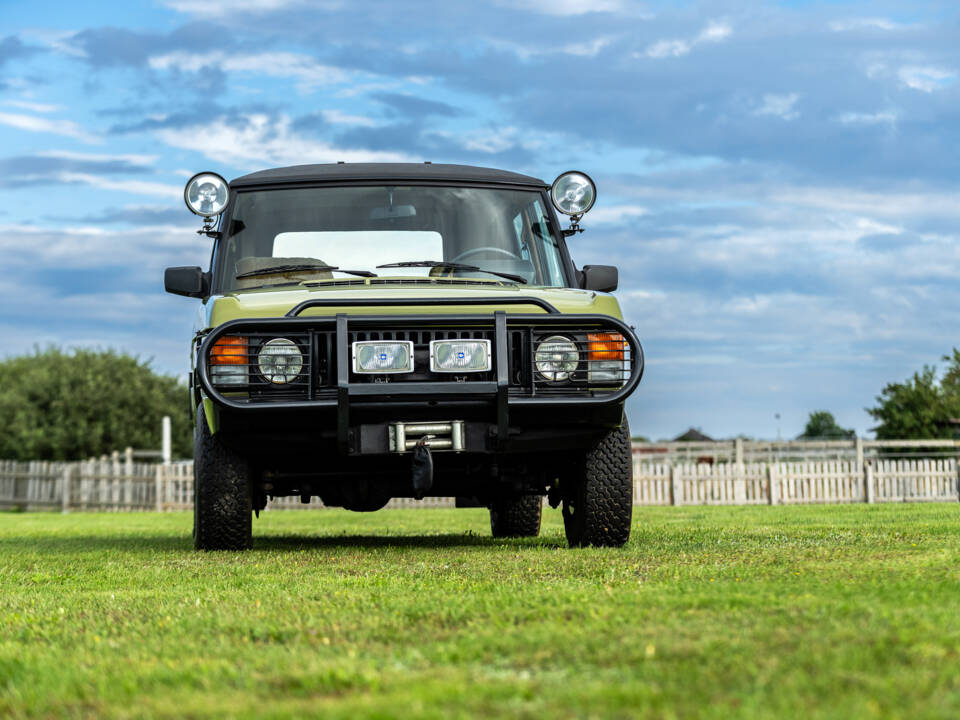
{"left": 345, "top": 328, "right": 496, "bottom": 383}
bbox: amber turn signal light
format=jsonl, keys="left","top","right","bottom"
{"left": 210, "top": 336, "right": 248, "bottom": 365}
{"left": 586, "top": 332, "right": 626, "bottom": 361}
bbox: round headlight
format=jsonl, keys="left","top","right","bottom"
{"left": 550, "top": 171, "right": 596, "bottom": 216}
{"left": 258, "top": 338, "right": 303, "bottom": 384}
{"left": 535, "top": 335, "right": 579, "bottom": 382}
{"left": 184, "top": 171, "right": 230, "bottom": 217}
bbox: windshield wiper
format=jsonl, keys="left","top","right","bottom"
{"left": 375, "top": 260, "right": 527, "bottom": 284}
{"left": 236, "top": 264, "right": 377, "bottom": 279}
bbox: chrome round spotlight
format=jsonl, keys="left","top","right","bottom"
{"left": 184, "top": 171, "right": 230, "bottom": 217}
{"left": 550, "top": 171, "right": 596, "bottom": 216}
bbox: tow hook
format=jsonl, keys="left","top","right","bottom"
{"left": 411, "top": 436, "right": 434, "bottom": 499}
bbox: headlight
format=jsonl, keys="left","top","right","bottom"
{"left": 535, "top": 335, "right": 579, "bottom": 382}
{"left": 352, "top": 341, "right": 414, "bottom": 374}
{"left": 550, "top": 171, "right": 596, "bottom": 216}
{"left": 430, "top": 339, "right": 491, "bottom": 372}
{"left": 184, "top": 171, "right": 230, "bottom": 217}
{"left": 258, "top": 338, "right": 303, "bottom": 384}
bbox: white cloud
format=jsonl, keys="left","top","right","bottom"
{"left": 37, "top": 150, "right": 158, "bottom": 166}
{"left": 853, "top": 217, "right": 902, "bottom": 235}
{"left": 21, "top": 29, "right": 87, "bottom": 58}
{"left": 753, "top": 93, "right": 800, "bottom": 120}
{"left": 767, "top": 186, "right": 960, "bottom": 220}
{"left": 829, "top": 18, "right": 900, "bottom": 32}
{"left": 0, "top": 224, "right": 203, "bottom": 269}
{"left": 3, "top": 100, "right": 61, "bottom": 113}
{"left": 492, "top": 34, "right": 618, "bottom": 60}
{"left": 644, "top": 20, "right": 731, "bottom": 59}
{"left": 148, "top": 51, "right": 349, "bottom": 91}
{"left": 698, "top": 22, "right": 732, "bottom": 43}
{"left": 431, "top": 125, "right": 544, "bottom": 155}
{"left": 161, "top": 0, "right": 328, "bottom": 17}
{"left": 156, "top": 114, "right": 415, "bottom": 169}
{"left": 562, "top": 36, "right": 615, "bottom": 57}
{"left": 54, "top": 173, "right": 182, "bottom": 199}
{"left": 835, "top": 111, "right": 897, "bottom": 126}
{"left": 458, "top": 128, "right": 521, "bottom": 154}
{"left": 898, "top": 65, "right": 955, "bottom": 92}
{"left": 320, "top": 109, "right": 376, "bottom": 127}
{"left": 646, "top": 39, "right": 691, "bottom": 59}
{"left": 589, "top": 205, "right": 649, "bottom": 224}
{"left": 0, "top": 112, "right": 99, "bottom": 143}
{"left": 494, "top": 0, "right": 624, "bottom": 16}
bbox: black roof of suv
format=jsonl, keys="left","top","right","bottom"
{"left": 230, "top": 163, "right": 548, "bottom": 188}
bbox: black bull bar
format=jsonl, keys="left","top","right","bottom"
{"left": 197, "top": 299, "right": 644, "bottom": 454}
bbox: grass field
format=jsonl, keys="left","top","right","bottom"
{"left": 1, "top": 504, "right": 958, "bottom": 719}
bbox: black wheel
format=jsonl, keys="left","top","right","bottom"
{"left": 562, "top": 420, "right": 633, "bottom": 548}
{"left": 490, "top": 494, "right": 542, "bottom": 538}
{"left": 193, "top": 405, "right": 253, "bottom": 550}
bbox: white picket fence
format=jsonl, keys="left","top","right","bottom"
{"left": 1, "top": 454, "right": 957, "bottom": 512}
{"left": 633, "top": 437, "right": 960, "bottom": 464}
{"left": 632, "top": 459, "right": 959, "bottom": 505}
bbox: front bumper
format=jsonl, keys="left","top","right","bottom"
{"left": 197, "top": 309, "right": 643, "bottom": 456}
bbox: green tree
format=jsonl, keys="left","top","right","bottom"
{"left": 0, "top": 347, "right": 191, "bottom": 461}
{"left": 800, "top": 411, "right": 855, "bottom": 439}
{"left": 867, "top": 350, "right": 960, "bottom": 439}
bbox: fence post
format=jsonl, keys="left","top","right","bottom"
{"left": 155, "top": 464, "right": 163, "bottom": 512}
{"left": 124, "top": 447, "right": 134, "bottom": 507}
{"left": 669, "top": 465, "right": 679, "bottom": 506}
{"left": 855, "top": 436, "right": 863, "bottom": 478}
{"left": 162, "top": 416, "right": 172, "bottom": 465}
{"left": 735, "top": 437, "right": 744, "bottom": 465}
{"left": 864, "top": 463, "right": 875, "bottom": 504}
{"left": 61, "top": 465, "right": 71, "bottom": 513}
{"left": 111, "top": 450, "right": 120, "bottom": 509}
{"left": 768, "top": 463, "right": 779, "bottom": 505}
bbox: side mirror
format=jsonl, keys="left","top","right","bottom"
{"left": 581, "top": 265, "right": 618, "bottom": 293}
{"left": 165, "top": 266, "right": 207, "bottom": 298}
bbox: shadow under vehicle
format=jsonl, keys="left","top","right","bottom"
{"left": 165, "top": 163, "right": 644, "bottom": 549}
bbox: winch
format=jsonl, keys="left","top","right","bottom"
{"left": 388, "top": 420, "right": 465, "bottom": 453}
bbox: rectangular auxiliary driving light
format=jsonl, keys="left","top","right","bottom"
{"left": 351, "top": 340, "right": 414, "bottom": 374}
{"left": 429, "top": 339, "right": 492, "bottom": 373}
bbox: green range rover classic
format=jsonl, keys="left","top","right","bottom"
{"left": 165, "top": 163, "right": 644, "bottom": 550}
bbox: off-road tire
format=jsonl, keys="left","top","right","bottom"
{"left": 490, "top": 495, "right": 542, "bottom": 538}
{"left": 193, "top": 406, "right": 253, "bottom": 551}
{"left": 562, "top": 420, "right": 633, "bottom": 548}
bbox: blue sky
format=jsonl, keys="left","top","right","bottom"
{"left": 1, "top": 0, "right": 958, "bottom": 441}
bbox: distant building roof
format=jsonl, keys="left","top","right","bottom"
{"left": 673, "top": 428, "right": 714, "bottom": 442}
{"left": 231, "top": 163, "right": 548, "bottom": 188}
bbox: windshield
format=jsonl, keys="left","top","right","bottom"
{"left": 216, "top": 185, "right": 569, "bottom": 291}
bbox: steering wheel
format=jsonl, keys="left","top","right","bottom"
{"left": 451, "top": 246, "right": 522, "bottom": 263}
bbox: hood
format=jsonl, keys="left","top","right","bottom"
{"left": 202, "top": 280, "right": 623, "bottom": 329}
